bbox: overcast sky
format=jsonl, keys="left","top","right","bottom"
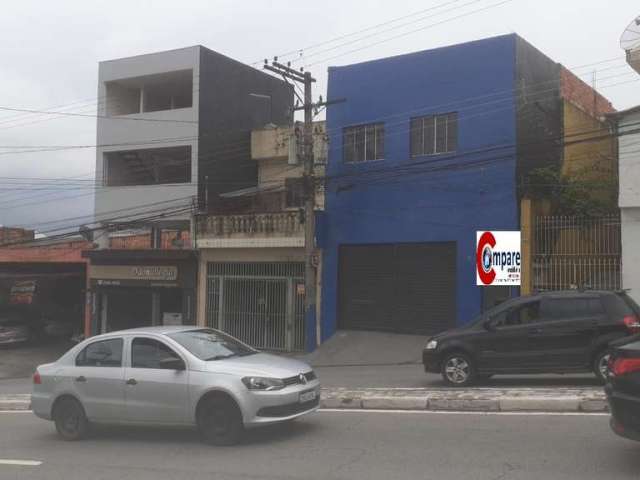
{"left": 0, "top": 0, "right": 638, "bottom": 232}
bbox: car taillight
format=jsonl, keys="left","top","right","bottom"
{"left": 611, "top": 357, "right": 640, "bottom": 377}
{"left": 32, "top": 371, "right": 41, "bottom": 385}
{"left": 622, "top": 315, "right": 640, "bottom": 334}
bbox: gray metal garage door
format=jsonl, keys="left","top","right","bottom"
{"left": 338, "top": 243, "right": 456, "bottom": 335}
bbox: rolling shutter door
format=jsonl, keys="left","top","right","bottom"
{"left": 338, "top": 242, "right": 456, "bottom": 335}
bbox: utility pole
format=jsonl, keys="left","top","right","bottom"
{"left": 264, "top": 59, "right": 319, "bottom": 348}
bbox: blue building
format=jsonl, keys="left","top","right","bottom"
{"left": 319, "top": 34, "right": 562, "bottom": 341}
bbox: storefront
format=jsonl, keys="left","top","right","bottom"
{"left": 84, "top": 250, "right": 197, "bottom": 335}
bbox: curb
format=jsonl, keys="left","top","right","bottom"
{"left": 0, "top": 389, "right": 609, "bottom": 414}
{"left": 0, "top": 395, "right": 30, "bottom": 411}
{"left": 320, "top": 387, "right": 608, "bottom": 413}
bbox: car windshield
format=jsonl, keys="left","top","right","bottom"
{"left": 168, "top": 329, "right": 257, "bottom": 361}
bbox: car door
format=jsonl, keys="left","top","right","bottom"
{"left": 124, "top": 336, "right": 190, "bottom": 424}
{"left": 72, "top": 337, "right": 126, "bottom": 421}
{"left": 529, "top": 296, "right": 601, "bottom": 368}
{"left": 476, "top": 298, "right": 542, "bottom": 372}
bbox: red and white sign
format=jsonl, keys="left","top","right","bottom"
{"left": 476, "top": 231, "right": 521, "bottom": 286}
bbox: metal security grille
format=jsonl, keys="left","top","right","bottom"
{"left": 206, "top": 262, "right": 305, "bottom": 351}
{"left": 338, "top": 243, "right": 456, "bottom": 335}
{"left": 532, "top": 214, "right": 622, "bottom": 291}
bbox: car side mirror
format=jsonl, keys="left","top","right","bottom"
{"left": 160, "top": 357, "right": 185, "bottom": 371}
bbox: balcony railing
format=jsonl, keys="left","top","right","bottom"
{"left": 197, "top": 212, "right": 303, "bottom": 240}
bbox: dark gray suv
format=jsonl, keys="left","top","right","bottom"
{"left": 422, "top": 290, "right": 640, "bottom": 386}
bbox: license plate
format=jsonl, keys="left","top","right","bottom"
{"left": 299, "top": 390, "right": 316, "bottom": 403}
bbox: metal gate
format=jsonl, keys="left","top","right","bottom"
{"left": 206, "top": 262, "right": 305, "bottom": 351}
{"left": 532, "top": 214, "right": 622, "bottom": 291}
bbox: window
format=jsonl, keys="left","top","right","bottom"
{"left": 491, "top": 301, "right": 541, "bottom": 328}
{"left": 76, "top": 338, "right": 123, "bottom": 367}
{"left": 131, "top": 338, "right": 182, "bottom": 369}
{"left": 542, "top": 298, "right": 605, "bottom": 319}
{"left": 410, "top": 112, "right": 457, "bottom": 157}
{"left": 104, "top": 146, "right": 191, "bottom": 186}
{"left": 343, "top": 123, "right": 384, "bottom": 162}
{"left": 285, "top": 177, "right": 305, "bottom": 208}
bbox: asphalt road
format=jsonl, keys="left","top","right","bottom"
{"left": 0, "top": 410, "right": 637, "bottom": 479}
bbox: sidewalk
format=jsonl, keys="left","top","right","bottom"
{"left": 0, "top": 386, "right": 607, "bottom": 413}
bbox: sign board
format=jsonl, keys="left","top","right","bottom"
{"left": 476, "top": 231, "right": 521, "bottom": 286}
{"left": 90, "top": 265, "right": 179, "bottom": 286}
{"left": 9, "top": 280, "right": 36, "bottom": 305}
{"left": 131, "top": 266, "right": 177, "bottom": 281}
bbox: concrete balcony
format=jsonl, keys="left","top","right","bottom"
{"left": 196, "top": 211, "right": 304, "bottom": 248}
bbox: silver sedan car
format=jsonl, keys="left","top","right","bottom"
{"left": 32, "top": 326, "right": 320, "bottom": 445}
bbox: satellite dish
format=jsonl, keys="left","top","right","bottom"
{"left": 620, "top": 15, "right": 640, "bottom": 51}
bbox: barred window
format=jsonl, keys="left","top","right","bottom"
{"left": 410, "top": 113, "right": 458, "bottom": 157}
{"left": 343, "top": 123, "right": 384, "bottom": 163}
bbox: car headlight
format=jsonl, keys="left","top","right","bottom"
{"left": 425, "top": 340, "right": 438, "bottom": 350}
{"left": 241, "top": 376, "right": 285, "bottom": 391}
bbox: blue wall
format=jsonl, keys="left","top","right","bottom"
{"left": 321, "top": 35, "right": 520, "bottom": 342}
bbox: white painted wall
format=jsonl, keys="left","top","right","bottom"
{"left": 619, "top": 108, "right": 640, "bottom": 302}
{"left": 621, "top": 208, "right": 640, "bottom": 302}
{"left": 95, "top": 47, "right": 200, "bottom": 222}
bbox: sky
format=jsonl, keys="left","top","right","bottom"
{"left": 0, "top": 0, "right": 638, "bottom": 233}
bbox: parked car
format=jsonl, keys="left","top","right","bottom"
{"left": 605, "top": 335, "right": 640, "bottom": 441}
{"left": 42, "top": 317, "right": 75, "bottom": 339}
{"left": 0, "top": 308, "right": 32, "bottom": 345}
{"left": 32, "top": 326, "right": 320, "bottom": 445}
{"left": 422, "top": 290, "right": 640, "bottom": 386}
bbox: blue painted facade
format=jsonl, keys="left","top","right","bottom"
{"left": 321, "top": 34, "right": 523, "bottom": 342}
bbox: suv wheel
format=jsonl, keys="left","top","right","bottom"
{"left": 53, "top": 397, "right": 88, "bottom": 441}
{"left": 441, "top": 353, "right": 475, "bottom": 387}
{"left": 197, "top": 397, "right": 243, "bottom": 446}
{"left": 594, "top": 351, "right": 611, "bottom": 382}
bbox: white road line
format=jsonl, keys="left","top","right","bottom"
{"left": 0, "top": 459, "right": 42, "bottom": 466}
{"left": 319, "top": 408, "right": 609, "bottom": 416}
{"left": 0, "top": 410, "right": 32, "bottom": 414}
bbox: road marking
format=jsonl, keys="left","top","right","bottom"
{"left": 0, "top": 459, "right": 42, "bottom": 466}
{"left": 319, "top": 408, "right": 609, "bottom": 416}
{"left": 0, "top": 410, "right": 32, "bottom": 414}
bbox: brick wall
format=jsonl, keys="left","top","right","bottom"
{"left": 0, "top": 240, "right": 91, "bottom": 263}
{"left": 109, "top": 230, "right": 191, "bottom": 249}
{"left": 0, "top": 227, "right": 34, "bottom": 246}
{"left": 560, "top": 67, "right": 616, "bottom": 117}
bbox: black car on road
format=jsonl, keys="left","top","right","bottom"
{"left": 606, "top": 335, "right": 640, "bottom": 441}
{"left": 423, "top": 290, "right": 640, "bottom": 386}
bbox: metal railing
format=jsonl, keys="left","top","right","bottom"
{"left": 197, "top": 212, "right": 303, "bottom": 238}
{"left": 532, "top": 214, "right": 621, "bottom": 291}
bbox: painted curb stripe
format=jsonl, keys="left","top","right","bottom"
{"left": 0, "top": 459, "right": 42, "bottom": 466}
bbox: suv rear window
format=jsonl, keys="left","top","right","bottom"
{"left": 542, "top": 298, "right": 604, "bottom": 319}
{"left": 602, "top": 293, "right": 639, "bottom": 318}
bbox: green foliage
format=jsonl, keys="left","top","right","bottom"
{"left": 524, "top": 165, "right": 617, "bottom": 217}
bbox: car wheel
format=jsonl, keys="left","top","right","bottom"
{"left": 441, "top": 353, "right": 476, "bottom": 387}
{"left": 197, "top": 396, "right": 243, "bottom": 446}
{"left": 53, "top": 397, "right": 88, "bottom": 441}
{"left": 594, "top": 350, "right": 611, "bottom": 382}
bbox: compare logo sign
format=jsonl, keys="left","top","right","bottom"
{"left": 476, "top": 231, "right": 521, "bottom": 286}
